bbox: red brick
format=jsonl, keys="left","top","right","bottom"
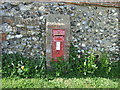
{"left": 0, "top": 33, "right": 7, "bottom": 42}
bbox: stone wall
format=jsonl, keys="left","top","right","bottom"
{"left": 0, "top": 2, "right": 119, "bottom": 61}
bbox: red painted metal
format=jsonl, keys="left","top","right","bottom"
{"left": 52, "top": 29, "right": 65, "bottom": 61}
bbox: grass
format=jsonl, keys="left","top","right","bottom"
{"left": 2, "top": 77, "right": 119, "bottom": 88}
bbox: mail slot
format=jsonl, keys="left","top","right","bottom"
{"left": 52, "top": 29, "right": 65, "bottom": 61}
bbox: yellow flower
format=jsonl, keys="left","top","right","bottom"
{"left": 21, "top": 66, "right": 24, "bottom": 70}
{"left": 42, "top": 51, "right": 44, "bottom": 56}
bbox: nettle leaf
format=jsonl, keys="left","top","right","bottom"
{"left": 23, "top": 67, "right": 29, "bottom": 72}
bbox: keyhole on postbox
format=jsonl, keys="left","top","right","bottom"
{"left": 52, "top": 29, "right": 65, "bottom": 61}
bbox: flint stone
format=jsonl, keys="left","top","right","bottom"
{"left": 33, "top": 45, "right": 37, "bottom": 49}
{"left": 71, "top": 7, "right": 76, "bottom": 10}
{"left": 27, "top": 37, "right": 32, "bottom": 41}
{"left": 77, "top": 23, "right": 81, "bottom": 26}
{"left": 16, "top": 24, "right": 25, "bottom": 27}
{"left": 6, "top": 35, "right": 14, "bottom": 40}
{"left": 99, "top": 12, "right": 102, "bottom": 15}
{"left": 27, "top": 45, "right": 32, "bottom": 48}
{"left": 110, "top": 47, "right": 115, "bottom": 51}
{"left": 32, "top": 37, "right": 39, "bottom": 41}
{"left": 8, "top": 51, "right": 13, "bottom": 54}
{"left": 27, "top": 26, "right": 35, "bottom": 29}
{"left": 10, "top": 2, "right": 19, "bottom": 6}
{"left": 81, "top": 43, "right": 86, "bottom": 47}
{"left": 70, "top": 13, "right": 75, "bottom": 16}
{"left": 71, "top": 21, "right": 76, "bottom": 26}
{"left": 0, "top": 10, "right": 6, "bottom": 16}
{"left": 3, "top": 2, "right": 12, "bottom": 9}
{"left": 38, "top": 6, "right": 45, "bottom": 11}
{"left": 2, "top": 23, "right": 13, "bottom": 32}
{"left": 74, "top": 45, "right": 78, "bottom": 47}
{"left": 112, "top": 35, "right": 117, "bottom": 38}
{"left": 82, "top": 21, "right": 87, "bottom": 25}
{"left": 74, "top": 39, "right": 77, "bottom": 42}
{"left": 21, "top": 38, "right": 27, "bottom": 42}
{"left": 15, "top": 35, "right": 23, "bottom": 38}
{"left": 83, "top": 13, "right": 87, "bottom": 16}
{"left": 22, "top": 42, "right": 27, "bottom": 46}
{"left": 113, "top": 13, "right": 117, "bottom": 16}
{"left": 19, "top": 5, "right": 32, "bottom": 11}
{"left": 100, "top": 29, "right": 104, "bottom": 32}
{"left": 2, "top": 41, "right": 9, "bottom": 47}
{"left": 84, "top": 38, "right": 87, "bottom": 41}
{"left": 39, "top": 16, "right": 44, "bottom": 20}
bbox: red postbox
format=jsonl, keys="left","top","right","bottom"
{"left": 46, "top": 14, "right": 70, "bottom": 69}
{"left": 52, "top": 29, "right": 65, "bottom": 61}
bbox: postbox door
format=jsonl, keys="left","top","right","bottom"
{"left": 52, "top": 36, "right": 64, "bottom": 61}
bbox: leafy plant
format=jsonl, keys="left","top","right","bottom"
{"left": 50, "top": 43, "right": 98, "bottom": 77}
{"left": 68, "top": 44, "right": 98, "bottom": 76}
{"left": 2, "top": 44, "right": 113, "bottom": 78}
{"left": 50, "top": 57, "right": 68, "bottom": 77}
{"left": 2, "top": 53, "right": 45, "bottom": 78}
{"left": 97, "top": 50, "right": 111, "bottom": 75}
{"left": 82, "top": 50, "right": 98, "bottom": 75}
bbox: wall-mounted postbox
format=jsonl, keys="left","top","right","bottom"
{"left": 46, "top": 14, "right": 70, "bottom": 69}
{"left": 52, "top": 29, "right": 65, "bottom": 61}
